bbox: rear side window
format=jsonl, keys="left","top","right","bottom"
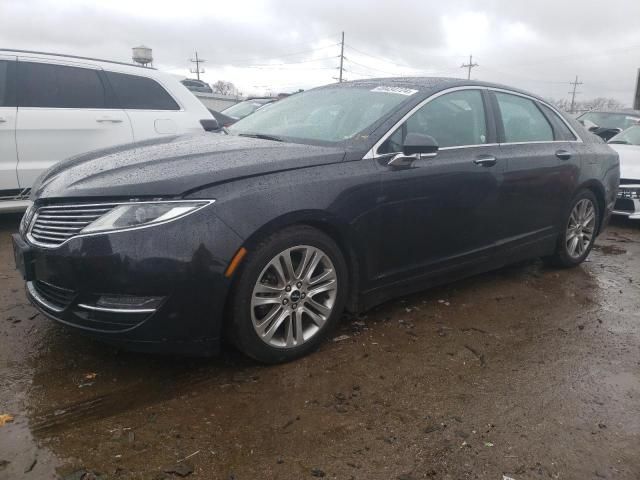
{"left": 539, "top": 103, "right": 577, "bottom": 141}
{"left": 18, "top": 61, "right": 106, "bottom": 108}
{"left": 495, "top": 92, "right": 553, "bottom": 143}
{"left": 105, "top": 71, "right": 179, "bottom": 110}
{"left": 0, "top": 60, "right": 16, "bottom": 107}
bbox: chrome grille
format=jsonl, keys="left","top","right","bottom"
{"left": 31, "top": 280, "right": 76, "bottom": 311}
{"left": 28, "top": 204, "right": 116, "bottom": 247}
{"left": 618, "top": 186, "right": 640, "bottom": 200}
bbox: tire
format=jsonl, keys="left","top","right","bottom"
{"left": 546, "top": 189, "right": 600, "bottom": 268}
{"left": 228, "top": 225, "right": 348, "bottom": 363}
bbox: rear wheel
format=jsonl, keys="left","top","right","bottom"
{"left": 546, "top": 190, "right": 599, "bottom": 267}
{"left": 229, "top": 226, "right": 347, "bottom": 363}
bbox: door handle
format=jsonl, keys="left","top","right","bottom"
{"left": 473, "top": 155, "right": 497, "bottom": 167}
{"left": 556, "top": 149, "right": 571, "bottom": 161}
{"left": 96, "top": 117, "right": 123, "bottom": 123}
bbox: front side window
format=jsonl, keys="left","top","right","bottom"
{"left": 18, "top": 61, "right": 106, "bottom": 108}
{"left": 105, "top": 71, "right": 180, "bottom": 110}
{"left": 229, "top": 86, "right": 414, "bottom": 144}
{"left": 378, "top": 89, "right": 488, "bottom": 153}
{"left": 496, "top": 92, "right": 553, "bottom": 143}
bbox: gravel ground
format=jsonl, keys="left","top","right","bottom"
{"left": 0, "top": 214, "right": 639, "bottom": 480}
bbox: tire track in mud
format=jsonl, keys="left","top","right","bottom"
{"left": 30, "top": 364, "right": 259, "bottom": 435}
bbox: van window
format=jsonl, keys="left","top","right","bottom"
{"left": 0, "top": 60, "right": 16, "bottom": 107}
{"left": 18, "top": 62, "right": 106, "bottom": 108}
{"left": 105, "top": 71, "right": 180, "bottom": 110}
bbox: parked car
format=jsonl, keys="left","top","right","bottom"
{"left": 0, "top": 49, "right": 217, "bottom": 212}
{"left": 608, "top": 125, "right": 640, "bottom": 219}
{"left": 180, "top": 78, "right": 213, "bottom": 94}
{"left": 219, "top": 97, "right": 277, "bottom": 124}
{"left": 577, "top": 109, "right": 640, "bottom": 141}
{"left": 13, "top": 78, "right": 619, "bottom": 363}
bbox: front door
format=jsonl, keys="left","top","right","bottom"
{"left": 372, "top": 88, "right": 504, "bottom": 286}
{"left": 15, "top": 59, "right": 133, "bottom": 188}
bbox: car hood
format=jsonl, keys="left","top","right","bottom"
{"left": 609, "top": 144, "right": 640, "bottom": 181}
{"left": 32, "top": 134, "right": 346, "bottom": 200}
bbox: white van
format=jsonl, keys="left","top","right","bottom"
{"left": 0, "top": 49, "right": 217, "bottom": 212}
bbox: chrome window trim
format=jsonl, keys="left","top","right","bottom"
{"left": 364, "top": 85, "right": 583, "bottom": 160}
{"left": 26, "top": 199, "right": 215, "bottom": 249}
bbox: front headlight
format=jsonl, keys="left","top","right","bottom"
{"left": 81, "top": 200, "right": 212, "bottom": 234}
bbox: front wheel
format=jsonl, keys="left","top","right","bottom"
{"left": 546, "top": 190, "right": 599, "bottom": 267}
{"left": 228, "top": 226, "right": 348, "bottom": 363}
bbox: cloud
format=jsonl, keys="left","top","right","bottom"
{"left": 1, "top": 0, "right": 638, "bottom": 102}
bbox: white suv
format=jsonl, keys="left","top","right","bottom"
{"left": 0, "top": 49, "right": 217, "bottom": 212}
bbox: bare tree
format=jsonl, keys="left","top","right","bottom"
{"left": 212, "top": 80, "right": 238, "bottom": 97}
{"left": 548, "top": 97, "right": 626, "bottom": 113}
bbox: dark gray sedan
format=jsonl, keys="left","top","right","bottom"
{"left": 13, "top": 78, "right": 619, "bottom": 363}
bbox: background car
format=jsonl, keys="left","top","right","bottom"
{"left": 180, "top": 78, "right": 213, "bottom": 94}
{"left": 577, "top": 109, "right": 640, "bottom": 141}
{"left": 0, "top": 49, "right": 217, "bottom": 212}
{"left": 218, "top": 97, "right": 277, "bottom": 124}
{"left": 608, "top": 125, "right": 640, "bottom": 219}
{"left": 14, "top": 78, "right": 619, "bottom": 363}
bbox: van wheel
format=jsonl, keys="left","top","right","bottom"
{"left": 229, "top": 226, "right": 348, "bottom": 363}
{"left": 546, "top": 190, "right": 599, "bottom": 268}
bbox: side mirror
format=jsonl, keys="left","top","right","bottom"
{"left": 200, "top": 118, "right": 220, "bottom": 132}
{"left": 402, "top": 133, "right": 439, "bottom": 157}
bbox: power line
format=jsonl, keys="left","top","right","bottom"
{"left": 189, "top": 51, "right": 205, "bottom": 80}
{"left": 569, "top": 75, "right": 583, "bottom": 114}
{"left": 338, "top": 31, "right": 345, "bottom": 82}
{"left": 461, "top": 54, "right": 479, "bottom": 80}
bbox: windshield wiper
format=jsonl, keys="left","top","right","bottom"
{"left": 237, "top": 133, "right": 284, "bottom": 142}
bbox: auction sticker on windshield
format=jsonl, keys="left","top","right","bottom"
{"left": 370, "top": 86, "right": 418, "bottom": 96}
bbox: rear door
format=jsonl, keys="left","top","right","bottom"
{"left": 103, "top": 70, "right": 186, "bottom": 140}
{"left": 0, "top": 55, "right": 18, "bottom": 191}
{"left": 15, "top": 59, "right": 133, "bottom": 188}
{"left": 492, "top": 90, "right": 580, "bottom": 250}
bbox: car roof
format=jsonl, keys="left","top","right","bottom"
{"left": 0, "top": 48, "right": 156, "bottom": 71}
{"left": 314, "top": 76, "right": 561, "bottom": 106}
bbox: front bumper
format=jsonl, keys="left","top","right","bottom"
{"left": 613, "top": 183, "right": 640, "bottom": 220}
{"left": 14, "top": 206, "right": 244, "bottom": 356}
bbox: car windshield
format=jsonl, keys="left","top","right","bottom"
{"left": 228, "top": 86, "right": 415, "bottom": 143}
{"left": 579, "top": 112, "right": 640, "bottom": 130}
{"left": 609, "top": 125, "right": 640, "bottom": 145}
{"left": 222, "top": 100, "right": 272, "bottom": 119}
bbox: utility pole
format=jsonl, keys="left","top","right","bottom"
{"left": 338, "top": 31, "right": 345, "bottom": 83}
{"left": 190, "top": 51, "right": 206, "bottom": 81}
{"left": 569, "top": 75, "right": 583, "bottom": 114}
{"left": 461, "top": 54, "right": 478, "bottom": 80}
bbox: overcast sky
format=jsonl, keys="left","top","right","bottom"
{"left": 2, "top": 0, "right": 639, "bottom": 103}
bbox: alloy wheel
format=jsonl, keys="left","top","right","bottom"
{"left": 250, "top": 245, "right": 338, "bottom": 349}
{"left": 565, "top": 198, "right": 596, "bottom": 259}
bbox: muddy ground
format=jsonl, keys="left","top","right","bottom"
{"left": 0, "top": 214, "right": 638, "bottom": 480}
